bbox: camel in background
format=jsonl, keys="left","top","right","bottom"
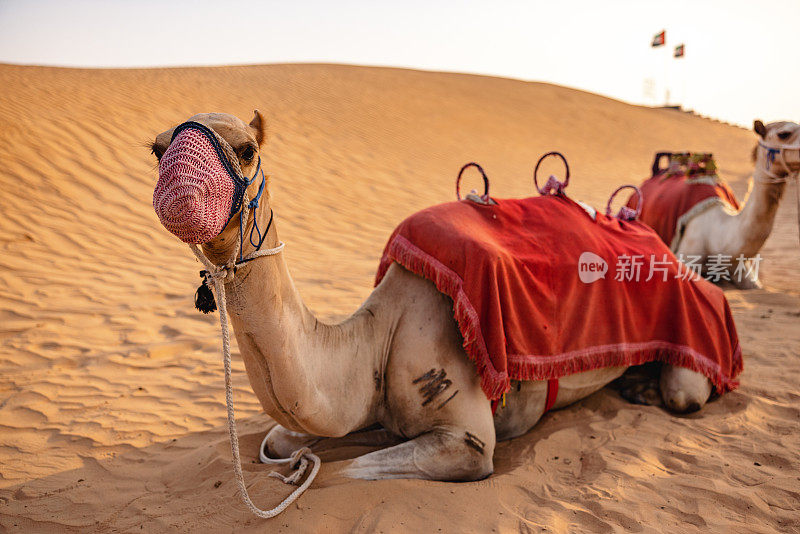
{"left": 672, "top": 121, "right": 799, "bottom": 288}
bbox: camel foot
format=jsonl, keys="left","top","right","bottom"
{"left": 731, "top": 273, "right": 762, "bottom": 290}
{"left": 262, "top": 425, "right": 321, "bottom": 461}
{"left": 339, "top": 427, "right": 494, "bottom": 481}
{"left": 613, "top": 363, "right": 663, "bottom": 406}
{"left": 659, "top": 364, "right": 712, "bottom": 413}
{"left": 261, "top": 424, "right": 405, "bottom": 462}
{"left": 716, "top": 261, "right": 762, "bottom": 289}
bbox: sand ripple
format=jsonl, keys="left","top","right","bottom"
{"left": 0, "top": 63, "right": 798, "bottom": 532}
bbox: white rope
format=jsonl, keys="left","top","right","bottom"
{"left": 188, "top": 237, "right": 320, "bottom": 519}
{"left": 243, "top": 242, "right": 286, "bottom": 261}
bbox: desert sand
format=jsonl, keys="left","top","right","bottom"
{"left": 0, "top": 63, "right": 798, "bottom": 533}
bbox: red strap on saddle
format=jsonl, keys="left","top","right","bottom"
{"left": 544, "top": 378, "right": 559, "bottom": 413}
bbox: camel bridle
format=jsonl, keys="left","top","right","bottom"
{"left": 756, "top": 138, "right": 800, "bottom": 183}
{"left": 756, "top": 137, "right": 800, "bottom": 246}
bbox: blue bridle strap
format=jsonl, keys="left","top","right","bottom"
{"left": 759, "top": 140, "right": 781, "bottom": 170}
{"left": 238, "top": 156, "right": 270, "bottom": 262}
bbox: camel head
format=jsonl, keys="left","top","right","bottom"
{"left": 752, "top": 119, "right": 800, "bottom": 177}
{"left": 151, "top": 111, "right": 267, "bottom": 261}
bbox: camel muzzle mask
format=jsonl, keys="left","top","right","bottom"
{"left": 153, "top": 121, "right": 262, "bottom": 244}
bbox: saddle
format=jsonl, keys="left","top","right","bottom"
{"left": 627, "top": 152, "right": 740, "bottom": 251}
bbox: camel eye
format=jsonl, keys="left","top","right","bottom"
{"left": 778, "top": 131, "right": 791, "bottom": 140}
{"left": 241, "top": 145, "right": 255, "bottom": 162}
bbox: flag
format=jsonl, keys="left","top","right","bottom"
{"left": 652, "top": 31, "right": 665, "bottom": 47}
{"left": 674, "top": 44, "right": 685, "bottom": 58}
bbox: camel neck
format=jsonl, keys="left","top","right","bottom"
{"left": 214, "top": 205, "right": 383, "bottom": 436}
{"left": 731, "top": 166, "right": 787, "bottom": 258}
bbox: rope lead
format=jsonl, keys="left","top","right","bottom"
{"left": 209, "top": 262, "right": 320, "bottom": 519}
{"left": 189, "top": 209, "right": 319, "bottom": 519}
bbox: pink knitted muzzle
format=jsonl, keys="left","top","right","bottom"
{"left": 153, "top": 126, "right": 236, "bottom": 244}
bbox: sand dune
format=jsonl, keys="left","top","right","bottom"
{"left": 0, "top": 63, "right": 798, "bottom": 532}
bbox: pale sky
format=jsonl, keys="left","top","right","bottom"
{"left": 1, "top": 0, "right": 798, "bottom": 127}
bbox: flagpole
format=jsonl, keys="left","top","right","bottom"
{"left": 674, "top": 44, "right": 685, "bottom": 109}
{"left": 651, "top": 30, "right": 669, "bottom": 107}
{"left": 663, "top": 45, "right": 669, "bottom": 106}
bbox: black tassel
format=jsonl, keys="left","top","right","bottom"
{"left": 195, "top": 270, "right": 217, "bottom": 313}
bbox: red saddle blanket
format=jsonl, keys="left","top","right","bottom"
{"left": 628, "top": 172, "right": 740, "bottom": 250}
{"left": 375, "top": 194, "right": 742, "bottom": 401}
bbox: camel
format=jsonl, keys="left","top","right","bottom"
{"left": 149, "top": 111, "right": 721, "bottom": 488}
{"left": 672, "top": 120, "right": 800, "bottom": 289}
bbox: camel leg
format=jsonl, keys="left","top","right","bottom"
{"left": 659, "top": 365, "right": 712, "bottom": 413}
{"left": 338, "top": 426, "right": 494, "bottom": 481}
{"left": 262, "top": 424, "right": 403, "bottom": 460}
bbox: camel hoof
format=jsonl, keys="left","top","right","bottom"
{"left": 612, "top": 363, "right": 663, "bottom": 406}
{"left": 733, "top": 277, "right": 762, "bottom": 290}
{"left": 619, "top": 381, "right": 662, "bottom": 406}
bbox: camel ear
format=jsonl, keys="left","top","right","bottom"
{"left": 754, "top": 120, "right": 767, "bottom": 138}
{"left": 249, "top": 109, "right": 266, "bottom": 147}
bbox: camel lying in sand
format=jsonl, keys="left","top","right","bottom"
{"left": 674, "top": 120, "right": 800, "bottom": 289}
{"left": 149, "top": 112, "right": 718, "bottom": 484}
